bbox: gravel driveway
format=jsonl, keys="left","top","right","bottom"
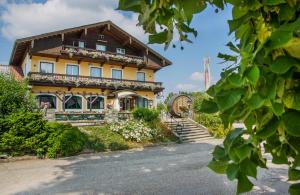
{"left": 0, "top": 139, "right": 290, "bottom": 195}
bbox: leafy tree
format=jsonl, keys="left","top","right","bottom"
{"left": 117, "top": 0, "right": 300, "bottom": 194}
{"left": 164, "top": 92, "right": 176, "bottom": 104}
{"left": 0, "top": 74, "right": 36, "bottom": 117}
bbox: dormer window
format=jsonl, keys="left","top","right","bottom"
{"left": 78, "top": 41, "right": 85, "bottom": 48}
{"left": 116, "top": 48, "right": 125, "bottom": 55}
{"left": 98, "top": 34, "right": 105, "bottom": 40}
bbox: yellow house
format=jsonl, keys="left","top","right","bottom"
{"left": 9, "top": 21, "right": 171, "bottom": 118}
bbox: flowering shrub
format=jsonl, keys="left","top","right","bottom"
{"left": 109, "top": 119, "right": 156, "bottom": 142}
{"left": 29, "top": 73, "right": 161, "bottom": 91}
{"left": 62, "top": 47, "right": 144, "bottom": 66}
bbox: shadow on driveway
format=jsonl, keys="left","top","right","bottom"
{"left": 0, "top": 140, "right": 290, "bottom": 195}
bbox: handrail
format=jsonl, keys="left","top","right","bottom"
{"left": 162, "top": 111, "right": 184, "bottom": 136}
{"left": 28, "top": 72, "right": 162, "bottom": 85}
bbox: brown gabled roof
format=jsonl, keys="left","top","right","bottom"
{"left": 9, "top": 20, "right": 172, "bottom": 67}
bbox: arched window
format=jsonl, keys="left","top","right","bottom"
{"left": 87, "top": 96, "right": 104, "bottom": 110}
{"left": 65, "top": 95, "right": 82, "bottom": 110}
{"left": 37, "top": 95, "right": 56, "bottom": 109}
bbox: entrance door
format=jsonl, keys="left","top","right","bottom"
{"left": 119, "top": 97, "right": 136, "bottom": 111}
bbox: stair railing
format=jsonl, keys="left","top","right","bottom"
{"left": 161, "top": 111, "right": 184, "bottom": 136}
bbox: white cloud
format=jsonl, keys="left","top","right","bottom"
{"left": 0, "top": 0, "right": 146, "bottom": 41}
{"left": 0, "top": 0, "right": 6, "bottom": 5}
{"left": 176, "top": 83, "right": 198, "bottom": 91}
{"left": 190, "top": 71, "right": 204, "bottom": 81}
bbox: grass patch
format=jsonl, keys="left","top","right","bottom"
{"left": 82, "top": 122, "right": 179, "bottom": 153}
{"left": 83, "top": 126, "right": 129, "bottom": 151}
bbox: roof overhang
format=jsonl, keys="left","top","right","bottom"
{"left": 9, "top": 20, "right": 172, "bottom": 67}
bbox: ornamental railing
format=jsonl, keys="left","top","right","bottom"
{"left": 0, "top": 65, "right": 10, "bottom": 74}
{"left": 61, "top": 45, "right": 146, "bottom": 66}
{"left": 28, "top": 72, "right": 163, "bottom": 91}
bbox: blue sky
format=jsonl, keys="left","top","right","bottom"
{"left": 0, "top": 0, "right": 233, "bottom": 96}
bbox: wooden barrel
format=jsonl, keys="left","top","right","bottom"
{"left": 168, "top": 94, "right": 192, "bottom": 118}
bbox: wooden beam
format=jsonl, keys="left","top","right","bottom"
{"left": 56, "top": 56, "right": 59, "bottom": 62}
{"left": 107, "top": 23, "right": 111, "bottom": 31}
{"left": 61, "top": 33, "right": 64, "bottom": 42}
{"left": 138, "top": 64, "right": 145, "bottom": 71}
{"left": 146, "top": 48, "right": 149, "bottom": 55}
{"left": 31, "top": 40, "right": 34, "bottom": 48}
{"left": 84, "top": 28, "right": 87, "bottom": 36}
{"left": 63, "top": 94, "right": 66, "bottom": 112}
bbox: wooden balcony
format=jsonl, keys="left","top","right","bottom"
{"left": 28, "top": 72, "right": 164, "bottom": 92}
{"left": 60, "top": 45, "right": 146, "bottom": 67}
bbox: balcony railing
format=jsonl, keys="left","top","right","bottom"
{"left": 61, "top": 45, "right": 146, "bottom": 66}
{"left": 0, "top": 65, "right": 10, "bottom": 73}
{"left": 28, "top": 72, "right": 163, "bottom": 92}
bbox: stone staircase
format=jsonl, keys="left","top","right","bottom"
{"left": 164, "top": 118, "right": 212, "bottom": 142}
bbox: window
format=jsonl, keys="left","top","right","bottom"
{"left": 78, "top": 41, "right": 85, "bottom": 48}
{"left": 137, "top": 72, "right": 145, "bottom": 81}
{"left": 137, "top": 97, "right": 149, "bottom": 108}
{"left": 40, "top": 62, "right": 54, "bottom": 73}
{"left": 112, "top": 69, "right": 122, "bottom": 79}
{"left": 66, "top": 64, "right": 79, "bottom": 75}
{"left": 90, "top": 67, "right": 102, "bottom": 77}
{"left": 116, "top": 48, "right": 125, "bottom": 55}
{"left": 65, "top": 96, "right": 82, "bottom": 109}
{"left": 98, "top": 34, "right": 105, "bottom": 40}
{"left": 87, "top": 96, "right": 104, "bottom": 110}
{"left": 37, "top": 95, "right": 56, "bottom": 109}
{"left": 96, "top": 44, "right": 106, "bottom": 51}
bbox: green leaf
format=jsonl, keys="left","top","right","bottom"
{"left": 216, "top": 89, "right": 244, "bottom": 112}
{"left": 266, "top": 17, "right": 300, "bottom": 50}
{"left": 228, "top": 14, "right": 251, "bottom": 34}
{"left": 245, "top": 113, "right": 256, "bottom": 130}
{"left": 246, "top": 65, "right": 260, "bottom": 85}
{"left": 282, "top": 111, "right": 300, "bottom": 137}
{"left": 237, "top": 174, "right": 254, "bottom": 194}
{"left": 279, "top": 4, "right": 296, "bottom": 22}
{"left": 288, "top": 168, "right": 300, "bottom": 181}
{"left": 226, "top": 163, "right": 239, "bottom": 180}
{"left": 208, "top": 160, "right": 228, "bottom": 174}
{"left": 228, "top": 73, "right": 243, "bottom": 87}
{"left": 181, "top": 0, "right": 206, "bottom": 24}
{"left": 285, "top": 38, "right": 300, "bottom": 60}
{"left": 271, "top": 102, "right": 285, "bottom": 116}
{"left": 117, "top": 0, "right": 142, "bottom": 12}
{"left": 224, "top": 128, "right": 244, "bottom": 151}
{"left": 289, "top": 183, "right": 300, "bottom": 195}
{"left": 283, "top": 92, "right": 300, "bottom": 110}
{"left": 262, "top": 0, "right": 286, "bottom": 5}
{"left": 148, "top": 31, "right": 168, "bottom": 44}
{"left": 234, "top": 144, "right": 252, "bottom": 162}
{"left": 240, "top": 159, "right": 257, "bottom": 178}
{"left": 272, "top": 146, "right": 289, "bottom": 164}
{"left": 226, "top": 42, "right": 240, "bottom": 53}
{"left": 217, "top": 53, "right": 237, "bottom": 62}
{"left": 247, "top": 93, "right": 265, "bottom": 109}
{"left": 200, "top": 99, "right": 219, "bottom": 114}
{"left": 256, "top": 118, "right": 279, "bottom": 139}
{"left": 213, "top": 0, "right": 224, "bottom": 9}
{"left": 232, "top": 5, "right": 248, "bottom": 19}
{"left": 212, "top": 145, "right": 227, "bottom": 161}
{"left": 268, "top": 30, "right": 293, "bottom": 50}
{"left": 270, "top": 56, "right": 299, "bottom": 74}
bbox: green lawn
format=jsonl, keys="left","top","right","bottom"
{"left": 82, "top": 124, "right": 179, "bottom": 152}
